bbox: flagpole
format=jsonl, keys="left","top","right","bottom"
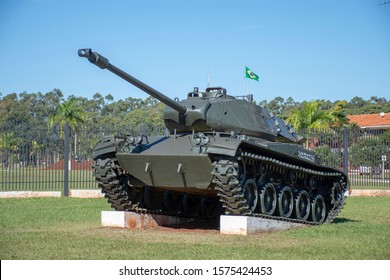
{"left": 244, "top": 66, "right": 248, "bottom": 95}
{"left": 244, "top": 66, "right": 259, "bottom": 99}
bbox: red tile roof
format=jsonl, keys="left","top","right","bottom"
{"left": 347, "top": 113, "right": 390, "bottom": 128}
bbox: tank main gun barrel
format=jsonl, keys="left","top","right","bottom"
{"left": 78, "top": 48, "right": 187, "bottom": 115}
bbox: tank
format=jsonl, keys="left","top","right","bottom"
{"left": 79, "top": 48, "right": 349, "bottom": 224}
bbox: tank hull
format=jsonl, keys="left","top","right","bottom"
{"left": 116, "top": 153, "right": 213, "bottom": 192}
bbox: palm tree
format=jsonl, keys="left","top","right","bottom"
{"left": 287, "top": 101, "right": 337, "bottom": 130}
{"left": 0, "top": 132, "right": 19, "bottom": 170}
{"left": 49, "top": 97, "right": 86, "bottom": 170}
{"left": 287, "top": 101, "right": 337, "bottom": 148}
{"left": 49, "top": 97, "right": 86, "bottom": 130}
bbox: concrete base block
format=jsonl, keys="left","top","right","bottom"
{"left": 69, "top": 189, "right": 104, "bottom": 198}
{"left": 350, "top": 189, "right": 390, "bottom": 197}
{"left": 0, "top": 191, "right": 61, "bottom": 198}
{"left": 101, "top": 211, "right": 194, "bottom": 229}
{"left": 220, "top": 215, "right": 306, "bottom": 235}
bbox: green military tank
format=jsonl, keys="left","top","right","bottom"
{"left": 79, "top": 48, "right": 349, "bottom": 224}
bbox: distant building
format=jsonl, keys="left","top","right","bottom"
{"left": 347, "top": 112, "right": 390, "bottom": 130}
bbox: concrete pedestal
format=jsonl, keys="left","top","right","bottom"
{"left": 101, "top": 211, "right": 194, "bottom": 229}
{"left": 102, "top": 211, "right": 306, "bottom": 234}
{"left": 220, "top": 215, "right": 306, "bottom": 235}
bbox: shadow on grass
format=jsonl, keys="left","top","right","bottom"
{"left": 163, "top": 218, "right": 220, "bottom": 232}
{"left": 332, "top": 217, "right": 360, "bottom": 224}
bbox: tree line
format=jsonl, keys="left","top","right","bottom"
{"left": 260, "top": 96, "right": 390, "bottom": 123}
{"left": 0, "top": 89, "right": 165, "bottom": 131}
{"left": 1, "top": 89, "right": 389, "bottom": 131}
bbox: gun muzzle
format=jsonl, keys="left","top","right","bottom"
{"left": 78, "top": 49, "right": 109, "bottom": 69}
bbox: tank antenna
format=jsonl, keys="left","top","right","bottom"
{"left": 207, "top": 68, "right": 211, "bottom": 88}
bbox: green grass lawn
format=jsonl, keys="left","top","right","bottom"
{"left": 0, "top": 196, "right": 389, "bottom": 260}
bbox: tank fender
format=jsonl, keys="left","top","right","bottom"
{"left": 92, "top": 135, "right": 124, "bottom": 159}
{"left": 206, "top": 138, "right": 242, "bottom": 157}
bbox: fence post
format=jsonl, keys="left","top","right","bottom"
{"left": 64, "top": 122, "right": 70, "bottom": 197}
{"left": 343, "top": 127, "right": 349, "bottom": 175}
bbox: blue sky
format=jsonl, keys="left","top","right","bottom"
{"left": 0, "top": 0, "right": 389, "bottom": 103}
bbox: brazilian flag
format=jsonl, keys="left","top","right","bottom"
{"left": 245, "top": 66, "right": 259, "bottom": 81}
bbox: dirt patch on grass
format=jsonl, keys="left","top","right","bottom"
{"left": 45, "top": 160, "right": 93, "bottom": 170}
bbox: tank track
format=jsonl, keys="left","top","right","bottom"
{"left": 93, "top": 157, "right": 143, "bottom": 212}
{"left": 93, "top": 149, "right": 348, "bottom": 225}
{"left": 212, "top": 151, "right": 348, "bottom": 225}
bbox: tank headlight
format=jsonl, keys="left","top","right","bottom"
{"left": 135, "top": 136, "right": 143, "bottom": 144}
{"left": 127, "top": 136, "right": 135, "bottom": 145}
{"left": 201, "top": 135, "right": 210, "bottom": 145}
{"left": 193, "top": 134, "right": 201, "bottom": 145}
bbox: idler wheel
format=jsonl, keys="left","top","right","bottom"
{"left": 311, "top": 195, "right": 326, "bottom": 224}
{"left": 259, "top": 183, "right": 277, "bottom": 215}
{"left": 332, "top": 184, "right": 342, "bottom": 207}
{"left": 277, "top": 186, "right": 294, "bottom": 218}
{"left": 242, "top": 179, "right": 259, "bottom": 214}
{"left": 294, "top": 190, "right": 311, "bottom": 220}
